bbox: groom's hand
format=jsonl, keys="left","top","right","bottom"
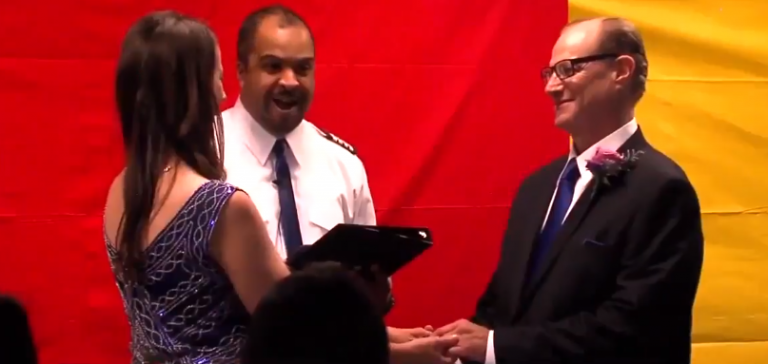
{"left": 435, "top": 319, "right": 488, "bottom": 363}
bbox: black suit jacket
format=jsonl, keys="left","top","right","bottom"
{"left": 471, "top": 130, "right": 704, "bottom": 364}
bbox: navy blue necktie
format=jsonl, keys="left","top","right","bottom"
{"left": 272, "top": 139, "right": 303, "bottom": 257}
{"left": 528, "top": 158, "right": 580, "bottom": 280}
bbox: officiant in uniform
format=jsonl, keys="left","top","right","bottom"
{"left": 222, "top": 6, "right": 459, "bottom": 364}
{"left": 222, "top": 8, "right": 375, "bottom": 260}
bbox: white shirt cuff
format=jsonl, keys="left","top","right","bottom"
{"left": 484, "top": 330, "right": 496, "bottom": 364}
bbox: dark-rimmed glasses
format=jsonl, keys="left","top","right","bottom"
{"left": 540, "top": 53, "right": 619, "bottom": 81}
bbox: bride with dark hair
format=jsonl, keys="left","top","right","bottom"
{"left": 103, "top": 11, "right": 290, "bottom": 363}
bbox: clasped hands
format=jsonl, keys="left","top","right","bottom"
{"left": 390, "top": 319, "right": 489, "bottom": 364}
{"left": 348, "top": 266, "right": 489, "bottom": 363}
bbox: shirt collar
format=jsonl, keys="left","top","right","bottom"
{"left": 569, "top": 118, "right": 639, "bottom": 177}
{"left": 233, "top": 97, "right": 310, "bottom": 167}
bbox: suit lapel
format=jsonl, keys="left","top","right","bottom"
{"left": 523, "top": 179, "right": 598, "bottom": 296}
{"left": 506, "top": 160, "right": 564, "bottom": 316}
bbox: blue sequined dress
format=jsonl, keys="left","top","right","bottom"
{"left": 106, "top": 181, "right": 250, "bottom": 364}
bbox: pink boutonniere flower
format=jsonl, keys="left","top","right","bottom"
{"left": 586, "top": 147, "right": 644, "bottom": 188}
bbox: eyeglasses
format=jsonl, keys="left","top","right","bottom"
{"left": 540, "top": 53, "right": 619, "bottom": 81}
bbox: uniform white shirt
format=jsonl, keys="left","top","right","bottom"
{"left": 222, "top": 98, "right": 376, "bottom": 259}
{"left": 482, "top": 119, "right": 639, "bottom": 364}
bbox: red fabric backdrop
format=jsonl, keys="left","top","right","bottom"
{"left": 0, "top": 1, "right": 567, "bottom": 363}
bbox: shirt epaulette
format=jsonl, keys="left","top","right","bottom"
{"left": 315, "top": 127, "right": 357, "bottom": 155}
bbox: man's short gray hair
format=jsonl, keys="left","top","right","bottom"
{"left": 566, "top": 17, "right": 649, "bottom": 101}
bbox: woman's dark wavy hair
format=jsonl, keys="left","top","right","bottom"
{"left": 114, "top": 11, "right": 225, "bottom": 282}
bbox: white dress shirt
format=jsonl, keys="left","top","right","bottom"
{"left": 482, "top": 119, "right": 639, "bottom": 364}
{"left": 222, "top": 98, "right": 376, "bottom": 259}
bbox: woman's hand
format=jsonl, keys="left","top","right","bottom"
{"left": 387, "top": 326, "right": 434, "bottom": 343}
{"left": 390, "top": 335, "right": 459, "bottom": 364}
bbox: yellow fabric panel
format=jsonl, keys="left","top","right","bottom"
{"left": 568, "top": 1, "right": 768, "bottom": 363}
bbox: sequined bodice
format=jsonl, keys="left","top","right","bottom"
{"left": 106, "top": 181, "right": 250, "bottom": 364}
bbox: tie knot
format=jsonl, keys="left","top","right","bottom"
{"left": 562, "top": 158, "right": 580, "bottom": 182}
{"left": 272, "top": 138, "right": 288, "bottom": 158}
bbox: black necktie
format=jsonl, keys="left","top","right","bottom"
{"left": 528, "top": 158, "right": 580, "bottom": 279}
{"left": 272, "top": 139, "right": 303, "bottom": 257}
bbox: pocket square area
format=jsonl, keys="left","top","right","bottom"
{"left": 583, "top": 238, "right": 608, "bottom": 246}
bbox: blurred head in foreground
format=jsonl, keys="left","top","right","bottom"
{"left": 241, "top": 262, "right": 390, "bottom": 364}
{"left": 0, "top": 295, "right": 38, "bottom": 364}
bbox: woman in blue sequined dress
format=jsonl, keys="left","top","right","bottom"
{"left": 103, "top": 11, "right": 291, "bottom": 363}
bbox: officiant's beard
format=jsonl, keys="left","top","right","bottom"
{"left": 260, "top": 86, "right": 311, "bottom": 135}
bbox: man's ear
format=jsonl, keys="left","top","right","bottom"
{"left": 614, "top": 55, "right": 636, "bottom": 89}
{"left": 236, "top": 62, "right": 246, "bottom": 87}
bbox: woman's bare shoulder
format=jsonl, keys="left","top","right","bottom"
{"left": 221, "top": 189, "right": 259, "bottom": 222}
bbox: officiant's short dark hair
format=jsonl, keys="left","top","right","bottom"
{"left": 241, "top": 262, "right": 389, "bottom": 364}
{"left": 237, "top": 4, "right": 315, "bottom": 67}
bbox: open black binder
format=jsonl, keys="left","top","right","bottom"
{"left": 286, "top": 224, "right": 433, "bottom": 276}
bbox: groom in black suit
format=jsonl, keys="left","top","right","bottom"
{"left": 435, "top": 17, "right": 704, "bottom": 364}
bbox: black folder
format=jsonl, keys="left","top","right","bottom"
{"left": 286, "top": 224, "right": 433, "bottom": 276}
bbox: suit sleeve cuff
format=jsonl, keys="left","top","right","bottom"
{"left": 485, "top": 330, "right": 496, "bottom": 364}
